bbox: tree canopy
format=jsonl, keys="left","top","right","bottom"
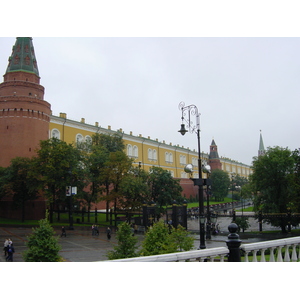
{"left": 210, "top": 169, "right": 230, "bottom": 201}
{"left": 250, "top": 146, "right": 300, "bottom": 232}
{"left": 0, "top": 132, "right": 188, "bottom": 222}
{"left": 35, "top": 138, "right": 87, "bottom": 222}
{"left": 3, "top": 157, "right": 39, "bottom": 222}
{"left": 147, "top": 166, "right": 183, "bottom": 212}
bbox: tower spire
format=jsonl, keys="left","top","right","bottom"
{"left": 5, "top": 37, "right": 39, "bottom": 77}
{"left": 0, "top": 37, "right": 51, "bottom": 167}
{"left": 208, "top": 138, "right": 222, "bottom": 171}
{"left": 258, "top": 130, "right": 265, "bottom": 156}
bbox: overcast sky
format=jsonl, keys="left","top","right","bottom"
{"left": 1, "top": 36, "right": 299, "bottom": 166}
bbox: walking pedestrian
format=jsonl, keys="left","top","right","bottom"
{"left": 61, "top": 226, "right": 66, "bottom": 237}
{"left": 94, "top": 225, "right": 99, "bottom": 236}
{"left": 106, "top": 227, "right": 111, "bottom": 240}
{"left": 92, "top": 224, "right": 95, "bottom": 236}
{"left": 3, "top": 239, "right": 9, "bottom": 256}
{"left": 6, "top": 243, "right": 14, "bottom": 262}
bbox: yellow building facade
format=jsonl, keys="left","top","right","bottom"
{"left": 50, "top": 113, "right": 252, "bottom": 179}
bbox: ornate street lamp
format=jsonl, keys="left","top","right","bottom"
{"left": 203, "top": 163, "right": 212, "bottom": 239}
{"left": 178, "top": 101, "right": 206, "bottom": 249}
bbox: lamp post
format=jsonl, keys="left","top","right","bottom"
{"left": 231, "top": 173, "right": 235, "bottom": 217}
{"left": 178, "top": 101, "right": 205, "bottom": 249}
{"left": 203, "top": 164, "right": 212, "bottom": 239}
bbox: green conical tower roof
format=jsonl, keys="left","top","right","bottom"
{"left": 6, "top": 37, "right": 39, "bottom": 76}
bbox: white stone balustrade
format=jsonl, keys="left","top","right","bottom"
{"left": 105, "top": 247, "right": 229, "bottom": 262}
{"left": 104, "top": 236, "right": 300, "bottom": 262}
{"left": 241, "top": 236, "right": 300, "bottom": 262}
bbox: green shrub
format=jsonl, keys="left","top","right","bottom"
{"left": 23, "top": 211, "right": 62, "bottom": 262}
{"left": 107, "top": 222, "right": 138, "bottom": 259}
{"left": 140, "top": 221, "right": 194, "bottom": 256}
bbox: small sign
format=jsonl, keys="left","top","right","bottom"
{"left": 66, "top": 186, "right": 71, "bottom": 196}
{"left": 71, "top": 186, "right": 77, "bottom": 195}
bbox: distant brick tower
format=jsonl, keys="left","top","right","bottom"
{"left": 208, "top": 139, "right": 222, "bottom": 171}
{"left": 0, "top": 37, "right": 51, "bottom": 167}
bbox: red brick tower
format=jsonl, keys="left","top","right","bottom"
{"left": 208, "top": 139, "right": 222, "bottom": 171}
{"left": 0, "top": 37, "right": 51, "bottom": 167}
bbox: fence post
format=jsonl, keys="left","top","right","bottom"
{"left": 172, "top": 200, "right": 178, "bottom": 228}
{"left": 226, "top": 223, "right": 241, "bottom": 262}
{"left": 182, "top": 200, "right": 188, "bottom": 229}
{"left": 287, "top": 208, "right": 291, "bottom": 233}
{"left": 258, "top": 211, "right": 262, "bottom": 232}
{"left": 142, "top": 202, "right": 148, "bottom": 228}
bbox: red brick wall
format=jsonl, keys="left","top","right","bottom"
{"left": 179, "top": 178, "right": 199, "bottom": 200}
{"left": 0, "top": 71, "right": 51, "bottom": 167}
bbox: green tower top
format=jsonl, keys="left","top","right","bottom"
{"left": 6, "top": 37, "right": 39, "bottom": 76}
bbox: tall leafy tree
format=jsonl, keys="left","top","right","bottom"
{"left": 119, "top": 167, "right": 150, "bottom": 212}
{"left": 91, "top": 132, "right": 125, "bottom": 152}
{"left": 83, "top": 145, "right": 110, "bottom": 220}
{"left": 35, "top": 138, "right": 87, "bottom": 222}
{"left": 81, "top": 133, "right": 127, "bottom": 220}
{"left": 288, "top": 149, "right": 300, "bottom": 212}
{"left": 230, "top": 174, "right": 248, "bottom": 200}
{"left": 101, "top": 151, "right": 133, "bottom": 212}
{"left": 4, "top": 157, "right": 39, "bottom": 222}
{"left": 147, "top": 166, "right": 183, "bottom": 212}
{"left": 250, "top": 146, "right": 297, "bottom": 232}
{"left": 210, "top": 169, "right": 230, "bottom": 201}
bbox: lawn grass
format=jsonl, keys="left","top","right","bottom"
{"left": 236, "top": 206, "right": 254, "bottom": 212}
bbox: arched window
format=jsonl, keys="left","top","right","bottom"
{"left": 133, "top": 145, "right": 138, "bottom": 158}
{"left": 165, "top": 152, "right": 173, "bottom": 163}
{"left": 51, "top": 129, "right": 60, "bottom": 139}
{"left": 180, "top": 155, "right": 186, "bottom": 165}
{"left": 192, "top": 157, "right": 197, "bottom": 167}
{"left": 127, "top": 144, "right": 133, "bottom": 156}
{"left": 85, "top": 135, "right": 92, "bottom": 144}
{"left": 76, "top": 134, "right": 84, "bottom": 145}
{"left": 153, "top": 149, "right": 157, "bottom": 161}
{"left": 148, "top": 149, "right": 153, "bottom": 160}
{"left": 148, "top": 148, "right": 157, "bottom": 161}
{"left": 165, "top": 152, "right": 169, "bottom": 163}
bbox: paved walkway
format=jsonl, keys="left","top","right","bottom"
{"left": 0, "top": 216, "right": 282, "bottom": 262}
{"left": 0, "top": 226, "right": 124, "bottom": 262}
